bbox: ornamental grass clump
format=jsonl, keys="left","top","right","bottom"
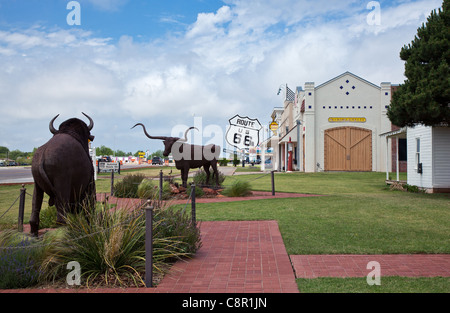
{"left": 220, "top": 180, "right": 252, "bottom": 197}
{"left": 39, "top": 201, "right": 202, "bottom": 288}
{"left": 114, "top": 173, "right": 146, "bottom": 198}
{"left": 192, "top": 169, "right": 226, "bottom": 188}
{"left": 137, "top": 179, "right": 158, "bottom": 199}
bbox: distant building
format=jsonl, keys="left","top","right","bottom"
{"left": 271, "top": 72, "right": 397, "bottom": 173}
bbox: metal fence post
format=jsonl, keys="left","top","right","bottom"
{"left": 145, "top": 202, "right": 154, "bottom": 288}
{"left": 110, "top": 171, "right": 114, "bottom": 196}
{"left": 159, "top": 170, "right": 163, "bottom": 201}
{"left": 18, "top": 184, "right": 26, "bottom": 232}
{"left": 271, "top": 170, "right": 275, "bottom": 196}
{"left": 191, "top": 183, "right": 196, "bottom": 225}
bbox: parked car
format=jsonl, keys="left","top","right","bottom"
{"left": 99, "top": 156, "right": 112, "bottom": 162}
{"left": 152, "top": 156, "right": 163, "bottom": 165}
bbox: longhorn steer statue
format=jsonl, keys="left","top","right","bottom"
{"left": 132, "top": 123, "right": 221, "bottom": 188}
{"left": 30, "top": 113, "right": 96, "bottom": 236}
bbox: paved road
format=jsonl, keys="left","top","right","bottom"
{"left": 0, "top": 165, "right": 238, "bottom": 185}
{"left": 0, "top": 166, "right": 34, "bottom": 184}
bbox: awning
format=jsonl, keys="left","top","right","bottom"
{"left": 379, "top": 127, "right": 407, "bottom": 139}
{"left": 279, "top": 124, "right": 298, "bottom": 143}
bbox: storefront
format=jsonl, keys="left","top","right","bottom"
{"left": 275, "top": 72, "right": 395, "bottom": 173}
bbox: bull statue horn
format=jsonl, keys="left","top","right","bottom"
{"left": 131, "top": 123, "right": 169, "bottom": 140}
{"left": 179, "top": 126, "right": 198, "bottom": 143}
{"left": 82, "top": 112, "right": 94, "bottom": 131}
{"left": 49, "top": 114, "right": 60, "bottom": 135}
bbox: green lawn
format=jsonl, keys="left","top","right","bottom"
{"left": 193, "top": 172, "right": 450, "bottom": 255}
{"left": 297, "top": 277, "right": 450, "bottom": 293}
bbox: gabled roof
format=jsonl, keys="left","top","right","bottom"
{"left": 315, "top": 71, "right": 381, "bottom": 90}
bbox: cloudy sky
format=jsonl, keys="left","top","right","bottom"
{"left": 0, "top": 0, "right": 443, "bottom": 155}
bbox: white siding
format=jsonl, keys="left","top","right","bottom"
{"left": 407, "top": 125, "right": 433, "bottom": 188}
{"left": 432, "top": 127, "right": 450, "bottom": 188}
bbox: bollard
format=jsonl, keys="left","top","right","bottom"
{"left": 271, "top": 170, "right": 275, "bottom": 196}
{"left": 18, "top": 184, "right": 26, "bottom": 232}
{"left": 191, "top": 183, "right": 196, "bottom": 225}
{"left": 159, "top": 170, "right": 163, "bottom": 201}
{"left": 145, "top": 202, "right": 154, "bottom": 288}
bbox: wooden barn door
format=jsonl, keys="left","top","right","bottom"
{"left": 324, "top": 127, "right": 372, "bottom": 171}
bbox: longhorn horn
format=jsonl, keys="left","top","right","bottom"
{"left": 179, "top": 126, "right": 199, "bottom": 142}
{"left": 131, "top": 123, "right": 169, "bottom": 140}
{"left": 49, "top": 114, "right": 60, "bottom": 135}
{"left": 82, "top": 112, "right": 94, "bottom": 131}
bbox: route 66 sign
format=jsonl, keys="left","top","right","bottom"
{"left": 226, "top": 115, "right": 262, "bottom": 150}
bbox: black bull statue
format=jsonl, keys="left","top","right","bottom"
{"left": 30, "top": 113, "right": 96, "bottom": 236}
{"left": 132, "top": 123, "right": 221, "bottom": 188}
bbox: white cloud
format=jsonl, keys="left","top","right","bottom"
{"left": 0, "top": 0, "right": 443, "bottom": 153}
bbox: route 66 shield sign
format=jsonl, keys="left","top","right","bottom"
{"left": 226, "top": 115, "right": 262, "bottom": 150}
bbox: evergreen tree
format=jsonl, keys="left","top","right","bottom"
{"left": 387, "top": 0, "right": 450, "bottom": 127}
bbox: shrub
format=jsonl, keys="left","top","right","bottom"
{"left": 186, "top": 184, "right": 205, "bottom": 198}
{"left": 114, "top": 174, "right": 146, "bottom": 198}
{"left": 154, "top": 207, "right": 202, "bottom": 255}
{"left": 192, "top": 169, "right": 225, "bottom": 187}
{"left": 232, "top": 154, "right": 240, "bottom": 167}
{"left": 405, "top": 184, "right": 422, "bottom": 193}
{"left": 0, "top": 231, "right": 44, "bottom": 289}
{"left": 221, "top": 180, "right": 252, "bottom": 197}
{"left": 219, "top": 158, "right": 229, "bottom": 166}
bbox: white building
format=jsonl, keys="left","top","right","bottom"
{"left": 407, "top": 125, "right": 450, "bottom": 192}
{"left": 382, "top": 124, "right": 450, "bottom": 193}
{"left": 275, "top": 72, "right": 395, "bottom": 173}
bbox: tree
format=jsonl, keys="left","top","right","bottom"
{"left": 96, "top": 145, "right": 114, "bottom": 156}
{"left": 0, "top": 146, "right": 9, "bottom": 159}
{"left": 387, "top": 0, "right": 450, "bottom": 127}
{"left": 114, "top": 149, "right": 128, "bottom": 157}
{"left": 151, "top": 150, "right": 164, "bottom": 158}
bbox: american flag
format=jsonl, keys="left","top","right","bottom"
{"left": 286, "top": 85, "right": 295, "bottom": 101}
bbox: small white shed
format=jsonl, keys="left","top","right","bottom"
{"left": 407, "top": 124, "right": 450, "bottom": 193}
{"left": 382, "top": 124, "right": 450, "bottom": 193}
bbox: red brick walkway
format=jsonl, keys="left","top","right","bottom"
{"left": 155, "top": 221, "right": 299, "bottom": 293}
{"left": 291, "top": 254, "right": 450, "bottom": 278}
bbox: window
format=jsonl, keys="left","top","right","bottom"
{"left": 415, "top": 138, "right": 421, "bottom": 172}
